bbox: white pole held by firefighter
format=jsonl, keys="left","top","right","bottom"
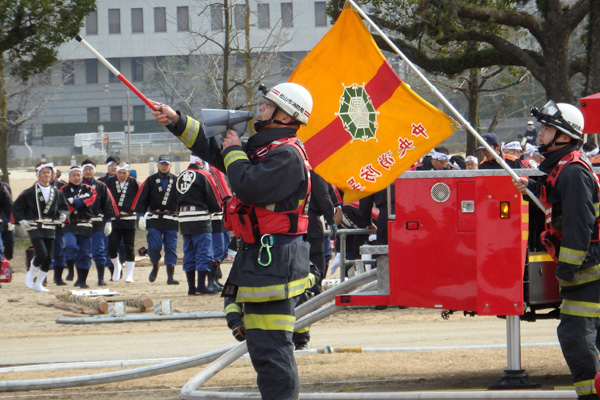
{"left": 345, "top": 0, "right": 544, "bottom": 212}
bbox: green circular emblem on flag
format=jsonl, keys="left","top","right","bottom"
{"left": 336, "top": 83, "right": 379, "bottom": 142}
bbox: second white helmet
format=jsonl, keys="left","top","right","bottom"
{"left": 531, "top": 100, "right": 584, "bottom": 140}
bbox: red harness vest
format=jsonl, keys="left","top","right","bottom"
{"left": 224, "top": 137, "right": 311, "bottom": 244}
{"left": 539, "top": 151, "right": 600, "bottom": 262}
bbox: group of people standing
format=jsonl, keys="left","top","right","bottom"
{"left": 7, "top": 153, "right": 231, "bottom": 294}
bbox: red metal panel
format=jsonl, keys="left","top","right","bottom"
{"left": 389, "top": 177, "right": 478, "bottom": 312}
{"left": 382, "top": 175, "right": 526, "bottom": 316}
{"left": 474, "top": 176, "right": 526, "bottom": 315}
{"left": 580, "top": 92, "right": 600, "bottom": 134}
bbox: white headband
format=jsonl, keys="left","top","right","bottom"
{"left": 190, "top": 155, "right": 203, "bottom": 165}
{"left": 107, "top": 161, "right": 116, "bottom": 167}
{"left": 36, "top": 162, "right": 54, "bottom": 175}
{"left": 465, "top": 156, "right": 478, "bottom": 163}
{"left": 449, "top": 161, "right": 461, "bottom": 170}
{"left": 431, "top": 150, "right": 449, "bottom": 161}
{"left": 82, "top": 163, "right": 96, "bottom": 173}
{"left": 503, "top": 141, "right": 522, "bottom": 151}
{"left": 586, "top": 148, "right": 599, "bottom": 157}
{"left": 68, "top": 167, "right": 83, "bottom": 175}
{"left": 116, "top": 163, "right": 130, "bottom": 172}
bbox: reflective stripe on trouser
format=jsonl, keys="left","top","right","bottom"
{"left": 236, "top": 275, "right": 309, "bottom": 303}
{"left": 557, "top": 311, "right": 600, "bottom": 399}
{"left": 244, "top": 296, "right": 299, "bottom": 400}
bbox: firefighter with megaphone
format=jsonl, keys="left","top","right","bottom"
{"left": 152, "top": 82, "right": 313, "bottom": 400}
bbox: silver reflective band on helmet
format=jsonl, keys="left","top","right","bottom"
{"left": 531, "top": 100, "right": 584, "bottom": 140}
{"left": 261, "top": 82, "right": 313, "bottom": 125}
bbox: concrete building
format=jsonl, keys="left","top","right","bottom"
{"left": 11, "top": 0, "right": 333, "bottom": 157}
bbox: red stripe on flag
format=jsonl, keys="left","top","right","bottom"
{"left": 304, "top": 61, "right": 401, "bottom": 168}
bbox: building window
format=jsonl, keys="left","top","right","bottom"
{"left": 131, "top": 8, "right": 144, "bottom": 33}
{"left": 279, "top": 52, "right": 294, "bottom": 76}
{"left": 177, "top": 6, "right": 189, "bottom": 31}
{"left": 257, "top": 4, "right": 270, "bottom": 29}
{"left": 85, "top": 59, "right": 98, "bottom": 84}
{"left": 281, "top": 3, "right": 293, "bottom": 27}
{"left": 62, "top": 61, "right": 75, "bottom": 85}
{"left": 87, "top": 107, "right": 100, "bottom": 122}
{"left": 131, "top": 57, "right": 144, "bottom": 81}
{"left": 86, "top": 11, "right": 98, "bottom": 35}
{"left": 210, "top": 3, "right": 224, "bottom": 31}
{"left": 108, "top": 9, "right": 121, "bottom": 34}
{"left": 315, "top": 2, "right": 327, "bottom": 27}
{"left": 133, "top": 105, "right": 146, "bottom": 121}
{"left": 234, "top": 4, "right": 247, "bottom": 30}
{"left": 154, "top": 7, "right": 166, "bottom": 32}
{"left": 110, "top": 106, "right": 123, "bottom": 122}
{"left": 107, "top": 58, "right": 120, "bottom": 82}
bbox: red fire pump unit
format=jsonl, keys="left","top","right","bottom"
{"left": 336, "top": 169, "right": 560, "bottom": 318}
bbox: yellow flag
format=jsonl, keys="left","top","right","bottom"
{"left": 289, "top": 8, "right": 459, "bottom": 202}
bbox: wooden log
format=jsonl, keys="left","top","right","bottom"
{"left": 54, "top": 293, "right": 109, "bottom": 314}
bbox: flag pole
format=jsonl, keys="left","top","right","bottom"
{"left": 345, "top": 0, "right": 544, "bottom": 212}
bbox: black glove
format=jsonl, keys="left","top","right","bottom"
{"left": 231, "top": 321, "right": 246, "bottom": 342}
{"left": 330, "top": 223, "right": 338, "bottom": 237}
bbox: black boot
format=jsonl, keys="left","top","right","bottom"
{"left": 207, "top": 262, "right": 223, "bottom": 292}
{"left": 54, "top": 266, "right": 66, "bottom": 286}
{"left": 74, "top": 267, "right": 90, "bottom": 288}
{"left": 196, "top": 270, "right": 218, "bottom": 294}
{"left": 65, "top": 260, "right": 75, "bottom": 281}
{"left": 213, "top": 261, "right": 224, "bottom": 289}
{"left": 96, "top": 263, "right": 107, "bottom": 286}
{"left": 186, "top": 270, "right": 199, "bottom": 296}
{"left": 166, "top": 265, "right": 179, "bottom": 285}
{"left": 107, "top": 264, "right": 114, "bottom": 280}
{"left": 149, "top": 263, "right": 160, "bottom": 283}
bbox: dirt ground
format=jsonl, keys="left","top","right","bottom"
{"left": 0, "top": 165, "right": 574, "bottom": 399}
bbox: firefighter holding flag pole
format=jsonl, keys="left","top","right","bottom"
{"left": 514, "top": 102, "right": 600, "bottom": 400}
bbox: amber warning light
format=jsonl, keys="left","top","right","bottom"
{"left": 500, "top": 202, "right": 510, "bottom": 219}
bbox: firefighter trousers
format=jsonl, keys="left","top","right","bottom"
{"left": 244, "top": 296, "right": 299, "bottom": 400}
{"left": 557, "top": 312, "right": 600, "bottom": 399}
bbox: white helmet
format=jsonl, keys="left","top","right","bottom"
{"left": 261, "top": 82, "right": 312, "bottom": 125}
{"left": 531, "top": 101, "right": 584, "bottom": 140}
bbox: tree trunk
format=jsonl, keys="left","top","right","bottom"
{"left": 466, "top": 68, "right": 481, "bottom": 157}
{"left": 585, "top": 0, "right": 600, "bottom": 95}
{"left": 244, "top": 0, "right": 255, "bottom": 135}
{"left": 0, "top": 58, "right": 8, "bottom": 183}
{"left": 221, "top": 0, "right": 230, "bottom": 109}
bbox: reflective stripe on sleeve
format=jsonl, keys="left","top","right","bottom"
{"left": 180, "top": 117, "right": 201, "bottom": 148}
{"left": 225, "top": 302, "right": 242, "bottom": 316}
{"left": 224, "top": 150, "right": 248, "bottom": 172}
{"left": 558, "top": 246, "right": 587, "bottom": 265}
